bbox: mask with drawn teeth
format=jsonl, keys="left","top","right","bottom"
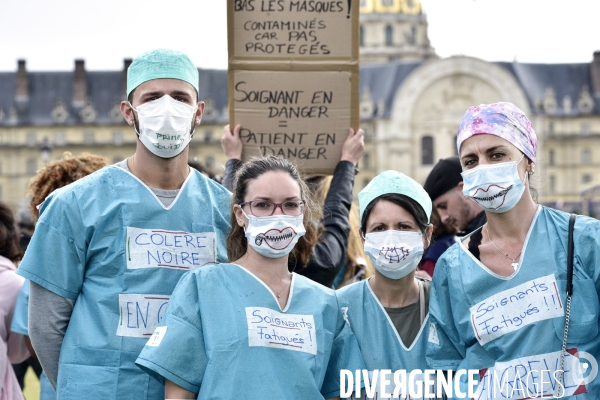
{"left": 461, "top": 155, "right": 527, "bottom": 214}
{"left": 243, "top": 212, "right": 306, "bottom": 258}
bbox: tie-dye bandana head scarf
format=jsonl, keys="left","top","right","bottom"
{"left": 456, "top": 102, "right": 537, "bottom": 162}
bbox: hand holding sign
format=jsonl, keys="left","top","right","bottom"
{"left": 340, "top": 128, "right": 365, "bottom": 166}
{"left": 221, "top": 124, "right": 244, "bottom": 160}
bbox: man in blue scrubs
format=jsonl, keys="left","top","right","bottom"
{"left": 18, "top": 49, "right": 231, "bottom": 400}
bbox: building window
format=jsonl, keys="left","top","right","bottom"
{"left": 421, "top": 136, "right": 434, "bottom": 165}
{"left": 27, "top": 158, "right": 37, "bottom": 175}
{"left": 54, "top": 131, "right": 66, "bottom": 146}
{"left": 385, "top": 25, "right": 393, "bottom": 46}
{"left": 205, "top": 130, "right": 213, "bottom": 143}
{"left": 359, "top": 25, "right": 364, "bottom": 47}
{"left": 453, "top": 135, "right": 458, "bottom": 155}
{"left": 582, "top": 149, "right": 592, "bottom": 165}
{"left": 549, "top": 175, "right": 556, "bottom": 194}
{"left": 583, "top": 174, "right": 593, "bottom": 184}
{"left": 113, "top": 131, "right": 123, "bottom": 146}
{"left": 363, "top": 178, "right": 370, "bottom": 190}
{"left": 205, "top": 156, "right": 215, "bottom": 169}
{"left": 113, "top": 156, "right": 123, "bottom": 165}
{"left": 0, "top": 184, "right": 2, "bottom": 201}
{"left": 84, "top": 131, "right": 94, "bottom": 145}
{"left": 581, "top": 122, "right": 591, "bottom": 135}
{"left": 363, "top": 153, "right": 370, "bottom": 169}
{"left": 407, "top": 25, "right": 416, "bottom": 45}
{"left": 548, "top": 150, "right": 555, "bottom": 166}
{"left": 26, "top": 132, "right": 36, "bottom": 146}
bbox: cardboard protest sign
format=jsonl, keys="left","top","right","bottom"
{"left": 228, "top": 0, "right": 359, "bottom": 174}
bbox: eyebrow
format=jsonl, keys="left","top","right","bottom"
{"left": 251, "top": 196, "right": 301, "bottom": 201}
{"left": 486, "top": 145, "right": 509, "bottom": 153}
{"left": 140, "top": 91, "right": 164, "bottom": 98}
{"left": 169, "top": 90, "right": 193, "bottom": 98}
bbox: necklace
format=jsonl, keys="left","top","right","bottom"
{"left": 486, "top": 226, "right": 522, "bottom": 271}
{"left": 271, "top": 273, "right": 292, "bottom": 299}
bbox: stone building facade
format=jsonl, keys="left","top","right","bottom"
{"left": 1, "top": 0, "right": 599, "bottom": 215}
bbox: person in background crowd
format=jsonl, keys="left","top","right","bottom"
{"left": 427, "top": 102, "right": 600, "bottom": 398}
{"left": 0, "top": 202, "right": 29, "bottom": 400}
{"left": 337, "top": 171, "right": 438, "bottom": 399}
{"left": 333, "top": 199, "right": 373, "bottom": 288}
{"left": 419, "top": 208, "right": 457, "bottom": 277}
{"left": 11, "top": 152, "right": 107, "bottom": 400}
{"left": 221, "top": 124, "right": 365, "bottom": 288}
{"left": 17, "top": 49, "right": 231, "bottom": 399}
{"left": 188, "top": 158, "right": 221, "bottom": 183}
{"left": 136, "top": 156, "right": 365, "bottom": 399}
{"left": 424, "top": 156, "right": 486, "bottom": 235}
{"left": 10, "top": 203, "right": 41, "bottom": 394}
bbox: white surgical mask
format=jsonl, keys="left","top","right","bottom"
{"left": 131, "top": 95, "right": 197, "bottom": 158}
{"left": 461, "top": 155, "right": 526, "bottom": 213}
{"left": 243, "top": 211, "right": 306, "bottom": 258}
{"left": 364, "top": 230, "right": 424, "bottom": 280}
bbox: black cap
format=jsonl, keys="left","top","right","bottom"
{"left": 423, "top": 156, "right": 463, "bottom": 202}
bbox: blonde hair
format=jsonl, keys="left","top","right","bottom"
{"left": 315, "top": 176, "right": 373, "bottom": 288}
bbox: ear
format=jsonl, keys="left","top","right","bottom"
{"left": 195, "top": 101, "right": 205, "bottom": 126}
{"left": 424, "top": 224, "right": 434, "bottom": 248}
{"left": 233, "top": 204, "right": 246, "bottom": 228}
{"left": 457, "top": 181, "right": 464, "bottom": 190}
{"left": 120, "top": 101, "right": 135, "bottom": 126}
{"left": 359, "top": 229, "right": 366, "bottom": 245}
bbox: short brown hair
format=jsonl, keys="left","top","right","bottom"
{"left": 29, "top": 152, "right": 106, "bottom": 221}
{"left": 226, "top": 156, "right": 319, "bottom": 266}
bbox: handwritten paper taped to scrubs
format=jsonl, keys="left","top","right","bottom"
{"left": 246, "top": 307, "right": 317, "bottom": 355}
{"left": 116, "top": 294, "right": 170, "bottom": 338}
{"left": 126, "top": 227, "right": 215, "bottom": 270}
{"left": 469, "top": 274, "right": 564, "bottom": 345}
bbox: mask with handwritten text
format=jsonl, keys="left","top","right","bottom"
{"left": 461, "top": 155, "right": 526, "bottom": 213}
{"left": 364, "top": 230, "right": 424, "bottom": 280}
{"left": 243, "top": 212, "right": 306, "bottom": 258}
{"left": 131, "top": 95, "right": 197, "bottom": 158}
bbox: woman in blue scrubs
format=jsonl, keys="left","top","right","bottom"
{"left": 337, "top": 170, "right": 437, "bottom": 399}
{"left": 136, "top": 156, "right": 365, "bottom": 399}
{"left": 426, "top": 102, "right": 600, "bottom": 399}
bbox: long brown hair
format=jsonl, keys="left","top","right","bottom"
{"left": 0, "top": 202, "right": 22, "bottom": 262}
{"left": 226, "top": 156, "right": 319, "bottom": 265}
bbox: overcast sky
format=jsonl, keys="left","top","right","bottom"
{"left": 1, "top": 0, "right": 598, "bottom": 72}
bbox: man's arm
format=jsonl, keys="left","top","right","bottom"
{"left": 296, "top": 129, "right": 365, "bottom": 287}
{"left": 220, "top": 124, "right": 244, "bottom": 191}
{"left": 29, "top": 281, "right": 75, "bottom": 389}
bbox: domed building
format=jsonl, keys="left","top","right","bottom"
{"left": 0, "top": 1, "right": 599, "bottom": 215}
{"left": 359, "top": 0, "right": 436, "bottom": 63}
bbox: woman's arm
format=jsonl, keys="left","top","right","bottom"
{"left": 165, "top": 379, "right": 197, "bottom": 399}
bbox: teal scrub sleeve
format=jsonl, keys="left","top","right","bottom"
{"left": 136, "top": 272, "right": 206, "bottom": 394}
{"left": 426, "top": 251, "right": 466, "bottom": 370}
{"left": 321, "top": 303, "right": 366, "bottom": 398}
{"left": 17, "top": 192, "right": 87, "bottom": 300}
{"left": 10, "top": 280, "right": 30, "bottom": 336}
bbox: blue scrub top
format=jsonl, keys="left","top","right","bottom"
{"left": 11, "top": 280, "right": 57, "bottom": 400}
{"left": 136, "top": 263, "right": 366, "bottom": 399}
{"left": 337, "top": 278, "right": 436, "bottom": 399}
{"left": 427, "top": 207, "right": 600, "bottom": 399}
{"left": 17, "top": 166, "right": 231, "bottom": 400}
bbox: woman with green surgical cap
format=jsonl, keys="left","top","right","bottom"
{"left": 337, "top": 170, "right": 438, "bottom": 399}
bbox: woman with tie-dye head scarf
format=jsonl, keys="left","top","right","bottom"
{"left": 426, "top": 102, "right": 600, "bottom": 399}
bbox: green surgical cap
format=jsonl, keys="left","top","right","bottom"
{"left": 126, "top": 49, "right": 199, "bottom": 97}
{"left": 359, "top": 170, "right": 432, "bottom": 224}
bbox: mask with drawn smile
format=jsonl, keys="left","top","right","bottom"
{"left": 243, "top": 211, "right": 306, "bottom": 258}
{"left": 461, "top": 155, "right": 526, "bottom": 213}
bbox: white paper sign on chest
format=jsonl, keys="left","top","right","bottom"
{"left": 245, "top": 307, "right": 317, "bottom": 355}
{"left": 469, "top": 274, "right": 564, "bottom": 346}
